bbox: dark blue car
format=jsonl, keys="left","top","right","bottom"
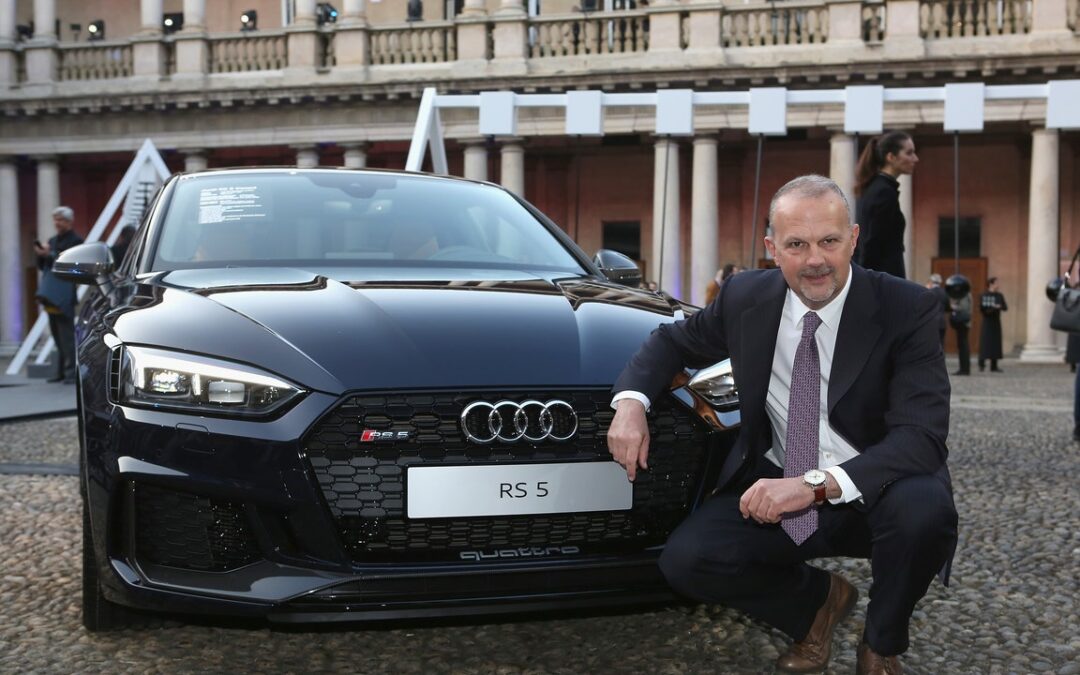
{"left": 56, "top": 168, "right": 739, "bottom": 630}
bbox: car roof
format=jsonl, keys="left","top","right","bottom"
{"left": 174, "top": 166, "right": 500, "bottom": 190}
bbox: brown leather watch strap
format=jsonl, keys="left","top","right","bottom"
{"left": 813, "top": 483, "right": 827, "bottom": 505}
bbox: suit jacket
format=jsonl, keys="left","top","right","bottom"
{"left": 614, "top": 264, "right": 953, "bottom": 510}
{"left": 855, "top": 173, "right": 906, "bottom": 279}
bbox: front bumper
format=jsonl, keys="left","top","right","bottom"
{"left": 83, "top": 387, "right": 728, "bottom": 622}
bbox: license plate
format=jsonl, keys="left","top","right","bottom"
{"left": 407, "top": 462, "right": 632, "bottom": 519}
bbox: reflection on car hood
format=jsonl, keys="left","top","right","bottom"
{"left": 114, "top": 268, "right": 683, "bottom": 394}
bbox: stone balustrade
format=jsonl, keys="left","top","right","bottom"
{"left": 369, "top": 21, "right": 457, "bottom": 64}
{"left": 1, "top": 0, "right": 1075, "bottom": 90}
{"left": 208, "top": 31, "right": 288, "bottom": 73}
{"left": 58, "top": 42, "right": 133, "bottom": 81}
{"left": 529, "top": 10, "right": 650, "bottom": 57}
{"left": 920, "top": 0, "right": 1031, "bottom": 38}
{"left": 722, "top": 0, "right": 830, "bottom": 48}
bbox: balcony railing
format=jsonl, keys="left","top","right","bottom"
{"left": 722, "top": 1, "right": 829, "bottom": 48}
{"left": 920, "top": 0, "right": 1032, "bottom": 38}
{"left": 208, "top": 31, "right": 287, "bottom": 73}
{"left": 58, "top": 41, "right": 132, "bottom": 81}
{"left": 369, "top": 22, "right": 456, "bottom": 64}
{"left": 2, "top": 0, "right": 1075, "bottom": 91}
{"left": 529, "top": 11, "right": 649, "bottom": 57}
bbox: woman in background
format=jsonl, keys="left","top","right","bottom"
{"left": 854, "top": 130, "right": 918, "bottom": 279}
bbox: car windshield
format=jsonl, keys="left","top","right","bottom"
{"left": 150, "top": 171, "right": 587, "bottom": 276}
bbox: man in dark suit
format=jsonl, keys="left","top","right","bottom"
{"left": 608, "top": 175, "right": 957, "bottom": 675}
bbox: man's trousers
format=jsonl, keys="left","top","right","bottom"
{"left": 658, "top": 463, "right": 957, "bottom": 656}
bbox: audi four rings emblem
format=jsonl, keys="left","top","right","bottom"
{"left": 461, "top": 399, "right": 578, "bottom": 444}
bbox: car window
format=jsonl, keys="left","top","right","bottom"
{"left": 150, "top": 172, "right": 585, "bottom": 275}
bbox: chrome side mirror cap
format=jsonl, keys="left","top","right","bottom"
{"left": 53, "top": 242, "right": 114, "bottom": 284}
{"left": 593, "top": 249, "right": 643, "bottom": 288}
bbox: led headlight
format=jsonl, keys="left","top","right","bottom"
{"left": 119, "top": 345, "right": 305, "bottom": 417}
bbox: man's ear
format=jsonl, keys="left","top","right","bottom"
{"left": 763, "top": 236, "right": 776, "bottom": 259}
{"left": 850, "top": 224, "right": 860, "bottom": 250}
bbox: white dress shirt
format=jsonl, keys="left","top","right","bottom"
{"left": 764, "top": 268, "right": 862, "bottom": 504}
{"left": 613, "top": 266, "right": 863, "bottom": 504}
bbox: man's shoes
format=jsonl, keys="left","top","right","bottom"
{"left": 856, "top": 640, "right": 903, "bottom": 675}
{"left": 990, "top": 367, "right": 1004, "bottom": 373}
{"left": 775, "top": 573, "right": 858, "bottom": 673}
{"left": 46, "top": 375, "right": 64, "bottom": 383}
{"left": 951, "top": 370, "right": 969, "bottom": 376}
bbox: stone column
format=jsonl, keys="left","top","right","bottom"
{"left": 829, "top": 132, "right": 856, "bottom": 221}
{"left": 0, "top": 157, "right": 22, "bottom": 348}
{"left": 342, "top": 143, "right": 368, "bottom": 169}
{"left": 294, "top": 145, "right": 319, "bottom": 168}
{"left": 1021, "top": 128, "right": 1061, "bottom": 362}
{"left": 690, "top": 135, "right": 719, "bottom": 307}
{"left": 175, "top": 0, "right": 208, "bottom": 75}
{"left": 35, "top": 155, "right": 59, "bottom": 246}
{"left": 183, "top": 0, "right": 206, "bottom": 29}
{"left": 492, "top": 0, "right": 527, "bottom": 60}
{"left": 26, "top": 0, "right": 57, "bottom": 84}
{"left": 133, "top": 0, "right": 166, "bottom": 77}
{"left": 462, "top": 139, "right": 488, "bottom": 182}
{"left": 287, "top": 0, "right": 320, "bottom": 70}
{"left": 336, "top": 0, "right": 370, "bottom": 67}
{"left": 652, "top": 137, "right": 682, "bottom": 297}
{"left": 882, "top": 1, "right": 925, "bottom": 59}
{"left": 0, "top": 0, "right": 16, "bottom": 88}
{"left": 899, "top": 173, "right": 914, "bottom": 279}
{"left": 1032, "top": 0, "right": 1070, "bottom": 34}
{"left": 183, "top": 149, "right": 208, "bottom": 172}
{"left": 686, "top": 0, "right": 722, "bottom": 53}
{"left": 499, "top": 138, "right": 525, "bottom": 197}
{"left": 646, "top": 0, "right": 684, "bottom": 53}
{"left": 457, "top": 0, "right": 489, "bottom": 61}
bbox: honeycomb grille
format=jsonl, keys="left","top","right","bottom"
{"left": 302, "top": 390, "right": 708, "bottom": 563}
{"left": 133, "top": 483, "right": 260, "bottom": 572}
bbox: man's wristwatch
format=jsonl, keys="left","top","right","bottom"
{"left": 803, "top": 469, "right": 828, "bottom": 505}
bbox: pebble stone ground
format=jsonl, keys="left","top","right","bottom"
{"left": 0, "top": 362, "right": 1077, "bottom": 674}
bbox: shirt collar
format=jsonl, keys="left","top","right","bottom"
{"left": 784, "top": 264, "right": 853, "bottom": 332}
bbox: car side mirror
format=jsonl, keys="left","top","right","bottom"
{"left": 53, "top": 242, "right": 114, "bottom": 284}
{"left": 593, "top": 249, "right": 642, "bottom": 287}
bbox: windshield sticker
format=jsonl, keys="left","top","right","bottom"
{"left": 198, "top": 186, "right": 266, "bottom": 224}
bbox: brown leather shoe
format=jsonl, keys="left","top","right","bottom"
{"left": 775, "top": 573, "right": 858, "bottom": 673}
{"left": 855, "top": 641, "right": 903, "bottom": 674}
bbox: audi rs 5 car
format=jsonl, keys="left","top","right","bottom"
{"left": 56, "top": 168, "right": 740, "bottom": 631}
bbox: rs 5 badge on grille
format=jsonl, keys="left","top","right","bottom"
{"left": 361, "top": 429, "right": 411, "bottom": 442}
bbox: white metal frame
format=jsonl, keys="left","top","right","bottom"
{"left": 6, "top": 139, "right": 171, "bottom": 376}
{"left": 405, "top": 80, "right": 1080, "bottom": 172}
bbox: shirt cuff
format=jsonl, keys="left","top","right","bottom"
{"left": 823, "top": 466, "right": 863, "bottom": 504}
{"left": 611, "top": 390, "right": 651, "bottom": 412}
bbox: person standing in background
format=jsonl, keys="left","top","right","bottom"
{"left": 33, "top": 206, "right": 84, "bottom": 384}
{"left": 950, "top": 290, "right": 972, "bottom": 376}
{"left": 110, "top": 225, "right": 137, "bottom": 265}
{"left": 978, "top": 278, "right": 1007, "bottom": 373}
{"left": 854, "top": 130, "right": 918, "bottom": 279}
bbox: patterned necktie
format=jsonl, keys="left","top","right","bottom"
{"left": 782, "top": 311, "right": 822, "bottom": 545}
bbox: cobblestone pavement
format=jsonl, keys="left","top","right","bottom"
{"left": 1, "top": 362, "right": 1077, "bottom": 674}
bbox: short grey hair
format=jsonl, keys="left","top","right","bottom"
{"left": 768, "top": 175, "right": 852, "bottom": 225}
{"left": 52, "top": 206, "right": 74, "bottom": 222}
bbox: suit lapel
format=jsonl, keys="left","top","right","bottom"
{"left": 829, "top": 267, "right": 882, "bottom": 414}
{"left": 739, "top": 272, "right": 787, "bottom": 426}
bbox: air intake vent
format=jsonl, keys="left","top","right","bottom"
{"left": 108, "top": 346, "right": 122, "bottom": 403}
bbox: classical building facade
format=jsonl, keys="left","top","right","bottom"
{"left": 1, "top": 0, "right": 1078, "bottom": 359}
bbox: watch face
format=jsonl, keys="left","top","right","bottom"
{"left": 804, "top": 469, "right": 827, "bottom": 486}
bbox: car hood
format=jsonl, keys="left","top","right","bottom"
{"left": 111, "top": 268, "right": 684, "bottom": 394}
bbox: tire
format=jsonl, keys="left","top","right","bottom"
{"left": 81, "top": 493, "right": 146, "bottom": 632}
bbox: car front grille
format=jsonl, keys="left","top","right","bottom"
{"left": 302, "top": 390, "right": 708, "bottom": 564}
{"left": 133, "top": 483, "right": 260, "bottom": 572}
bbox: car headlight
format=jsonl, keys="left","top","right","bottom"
{"left": 118, "top": 345, "right": 305, "bottom": 417}
{"left": 669, "top": 359, "right": 740, "bottom": 431}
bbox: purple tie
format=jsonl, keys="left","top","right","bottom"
{"left": 782, "top": 311, "right": 822, "bottom": 545}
